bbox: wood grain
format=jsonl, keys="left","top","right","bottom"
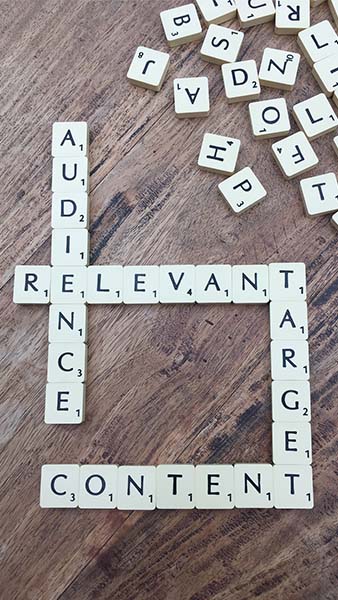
{"left": 0, "top": 1, "right": 338, "bottom": 599}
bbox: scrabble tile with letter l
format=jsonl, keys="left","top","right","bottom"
{"left": 274, "top": 465, "right": 313, "bottom": 508}
{"left": 222, "top": 60, "right": 260, "bottom": 103}
{"left": 292, "top": 93, "right": 338, "bottom": 140}
{"left": 200, "top": 24, "right": 244, "bottom": 65}
{"left": 195, "top": 0, "right": 237, "bottom": 25}
{"left": 272, "top": 131, "right": 319, "bottom": 179}
{"left": 45, "top": 382, "right": 85, "bottom": 424}
{"left": 249, "top": 98, "right": 291, "bottom": 139}
{"left": 218, "top": 167, "right": 267, "bottom": 213}
{"left": 160, "top": 4, "right": 203, "bottom": 47}
{"left": 236, "top": 0, "right": 275, "bottom": 28}
{"left": 300, "top": 172, "right": 338, "bottom": 216}
{"left": 87, "top": 266, "right": 123, "bottom": 304}
{"left": 272, "top": 422, "right": 312, "bottom": 464}
{"left": 259, "top": 48, "right": 300, "bottom": 91}
{"left": 40, "top": 464, "right": 79, "bottom": 508}
{"left": 52, "top": 158, "right": 89, "bottom": 193}
{"left": 275, "top": 0, "right": 310, "bottom": 35}
{"left": 198, "top": 133, "right": 240, "bottom": 175}
{"left": 272, "top": 380, "right": 311, "bottom": 422}
{"left": 234, "top": 464, "right": 273, "bottom": 508}
{"left": 52, "top": 122, "right": 88, "bottom": 158}
{"left": 79, "top": 465, "right": 118, "bottom": 509}
{"left": 174, "top": 77, "right": 210, "bottom": 117}
{"left": 52, "top": 193, "right": 89, "bottom": 229}
{"left": 312, "top": 53, "right": 338, "bottom": 96}
{"left": 13, "top": 265, "right": 51, "bottom": 304}
{"left": 195, "top": 465, "right": 234, "bottom": 508}
{"left": 127, "top": 46, "right": 170, "bottom": 92}
{"left": 269, "top": 263, "right": 306, "bottom": 301}
{"left": 297, "top": 20, "right": 338, "bottom": 66}
{"left": 232, "top": 264, "right": 269, "bottom": 303}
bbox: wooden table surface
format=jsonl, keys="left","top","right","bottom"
{"left": 1, "top": 1, "right": 338, "bottom": 599}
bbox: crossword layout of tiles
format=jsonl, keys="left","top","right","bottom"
{"left": 13, "top": 123, "right": 313, "bottom": 510}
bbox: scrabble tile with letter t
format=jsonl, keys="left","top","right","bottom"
{"left": 218, "top": 167, "right": 267, "bottom": 213}
{"left": 160, "top": 4, "right": 202, "bottom": 47}
{"left": 272, "top": 132, "right": 319, "bottom": 179}
{"left": 300, "top": 172, "right": 338, "bottom": 216}
{"left": 127, "top": 47, "right": 170, "bottom": 92}
{"left": 312, "top": 53, "right": 338, "bottom": 96}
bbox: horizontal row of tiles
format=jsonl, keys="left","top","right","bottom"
{"left": 13, "top": 263, "right": 307, "bottom": 304}
{"left": 40, "top": 464, "right": 314, "bottom": 510}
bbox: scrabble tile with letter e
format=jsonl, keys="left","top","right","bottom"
{"left": 160, "top": 4, "right": 202, "bottom": 47}
{"left": 195, "top": 465, "right": 234, "bottom": 509}
{"left": 200, "top": 24, "right": 244, "bottom": 64}
{"left": 249, "top": 98, "right": 291, "bottom": 139}
{"left": 236, "top": 0, "right": 275, "bottom": 28}
{"left": 52, "top": 122, "right": 88, "bottom": 157}
{"left": 312, "top": 53, "right": 338, "bottom": 96}
{"left": 272, "top": 380, "right": 311, "bottom": 422}
{"left": 123, "top": 266, "right": 159, "bottom": 304}
{"left": 40, "top": 464, "right": 79, "bottom": 508}
{"left": 195, "top": 0, "right": 237, "bottom": 24}
{"left": 222, "top": 59, "right": 260, "bottom": 102}
{"left": 156, "top": 465, "right": 195, "bottom": 509}
{"left": 259, "top": 48, "right": 300, "bottom": 91}
{"left": 174, "top": 77, "right": 209, "bottom": 117}
{"left": 234, "top": 464, "right": 273, "bottom": 508}
{"left": 300, "top": 172, "right": 338, "bottom": 216}
{"left": 271, "top": 340, "right": 310, "bottom": 380}
{"left": 274, "top": 465, "right": 313, "bottom": 508}
{"left": 198, "top": 133, "right": 240, "bottom": 175}
{"left": 272, "top": 131, "right": 319, "bottom": 179}
{"left": 13, "top": 265, "right": 51, "bottom": 304}
{"left": 51, "top": 267, "right": 87, "bottom": 304}
{"left": 45, "top": 382, "right": 85, "bottom": 424}
{"left": 272, "top": 422, "right": 312, "bottom": 464}
{"left": 79, "top": 465, "right": 118, "bottom": 509}
{"left": 127, "top": 46, "right": 170, "bottom": 92}
{"left": 233, "top": 264, "right": 269, "bottom": 303}
{"left": 293, "top": 93, "right": 338, "bottom": 140}
{"left": 298, "top": 20, "right": 338, "bottom": 66}
{"left": 275, "top": 0, "right": 310, "bottom": 35}
{"left": 218, "top": 167, "right": 267, "bottom": 213}
{"left": 269, "top": 263, "right": 306, "bottom": 301}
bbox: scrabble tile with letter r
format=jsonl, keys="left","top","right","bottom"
{"left": 13, "top": 265, "right": 51, "bottom": 304}
{"left": 200, "top": 24, "right": 244, "bottom": 64}
{"left": 198, "top": 133, "right": 240, "bottom": 175}
{"left": 174, "top": 77, "right": 210, "bottom": 117}
{"left": 52, "top": 122, "right": 88, "bottom": 157}
{"left": 312, "top": 53, "right": 338, "bottom": 96}
{"left": 195, "top": 0, "right": 237, "bottom": 24}
{"left": 222, "top": 60, "right": 260, "bottom": 103}
{"left": 45, "top": 382, "right": 85, "bottom": 424}
{"left": 40, "top": 464, "right": 79, "bottom": 508}
{"left": 292, "top": 94, "right": 338, "bottom": 140}
{"left": 271, "top": 340, "right": 310, "bottom": 380}
{"left": 218, "top": 167, "right": 267, "bottom": 213}
{"left": 160, "top": 4, "right": 202, "bottom": 47}
{"left": 275, "top": 0, "right": 310, "bottom": 35}
{"left": 127, "top": 46, "right": 170, "bottom": 92}
{"left": 249, "top": 98, "right": 291, "bottom": 139}
{"left": 300, "top": 172, "right": 338, "bottom": 216}
{"left": 272, "top": 132, "right": 319, "bottom": 179}
{"left": 259, "top": 48, "right": 300, "bottom": 91}
{"left": 274, "top": 465, "right": 313, "bottom": 508}
{"left": 236, "top": 0, "right": 275, "bottom": 28}
{"left": 298, "top": 20, "right": 338, "bottom": 66}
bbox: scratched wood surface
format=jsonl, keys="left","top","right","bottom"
{"left": 0, "top": 0, "right": 338, "bottom": 598}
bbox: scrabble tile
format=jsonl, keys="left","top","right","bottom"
{"left": 233, "top": 264, "right": 269, "bottom": 303}
{"left": 272, "top": 422, "right": 312, "bottom": 464}
{"left": 333, "top": 134, "right": 338, "bottom": 155}
{"left": 51, "top": 267, "right": 87, "bottom": 304}
{"left": 222, "top": 59, "right": 260, "bottom": 103}
{"left": 195, "top": 465, "right": 234, "bottom": 509}
{"left": 117, "top": 466, "right": 156, "bottom": 510}
{"left": 195, "top": 264, "right": 232, "bottom": 302}
{"left": 271, "top": 340, "right": 310, "bottom": 380}
{"left": 249, "top": 98, "right": 291, "bottom": 139}
{"left": 300, "top": 172, "right": 338, "bottom": 216}
{"left": 200, "top": 24, "right": 244, "bottom": 65}
{"left": 329, "top": 0, "right": 338, "bottom": 28}
{"left": 52, "top": 122, "right": 88, "bottom": 157}
{"left": 48, "top": 304, "right": 88, "bottom": 343}
{"left": 218, "top": 167, "right": 267, "bottom": 213}
{"left": 79, "top": 465, "right": 118, "bottom": 509}
{"left": 51, "top": 229, "right": 89, "bottom": 267}
{"left": 270, "top": 301, "right": 308, "bottom": 340}
{"left": 44, "top": 382, "right": 85, "bottom": 424}
{"left": 198, "top": 133, "right": 240, "bottom": 175}
{"left": 275, "top": 0, "right": 310, "bottom": 35}
{"left": 332, "top": 211, "right": 338, "bottom": 229}
{"left": 293, "top": 93, "right": 338, "bottom": 140}
{"left": 87, "top": 266, "right": 123, "bottom": 304}
{"left": 52, "top": 158, "right": 88, "bottom": 193}
{"left": 174, "top": 77, "right": 209, "bottom": 117}
{"left": 269, "top": 263, "right": 306, "bottom": 301}
{"left": 156, "top": 465, "right": 195, "bottom": 509}
{"left": 274, "top": 465, "right": 313, "bottom": 508}
{"left": 334, "top": 90, "right": 338, "bottom": 109}
{"left": 272, "top": 380, "right": 311, "bottom": 421}
{"left": 123, "top": 266, "right": 159, "bottom": 304}
{"left": 236, "top": 0, "right": 275, "bottom": 28}
{"left": 259, "top": 48, "right": 300, "bottom": 91}
{"left": 159, "top": 265, "right": 195, "bottom": 303}
{"left": 40, "top": 464, "right": 79, "bottom": 508}
{"left": 195, "top": 0, "right": 237, "bottom": 24}
{"left": 127, "top": 46, "right": 170, "bottom": 92}
{"left": 272, "top": 131, "right": 319, "bottom": 179}
{"left": 160, "top": 4, "right": 203, "bottom": 47}
{"left": 298, "top": 20, "right": 338, "bottom": 66}
{"left": 234, "top": 464, "right": 273, "bottom": 508}
{"left": 13, "top": 265, "right": 51, "bottom": 304}
{"left": 47, "top": 342, "right": 87, "bottom": 383}
{"left": 52, "top": 193, "right": 89, "bottom": 229}
{"left": 312, "top": 53, "right": 338, "bottom": 96}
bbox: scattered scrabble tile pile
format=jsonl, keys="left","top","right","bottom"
{"left": 127, "top": 2, "right": 338, "bottom": 227}
{"left": 13, "top": 122, "right": 314, "bottom": 509}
